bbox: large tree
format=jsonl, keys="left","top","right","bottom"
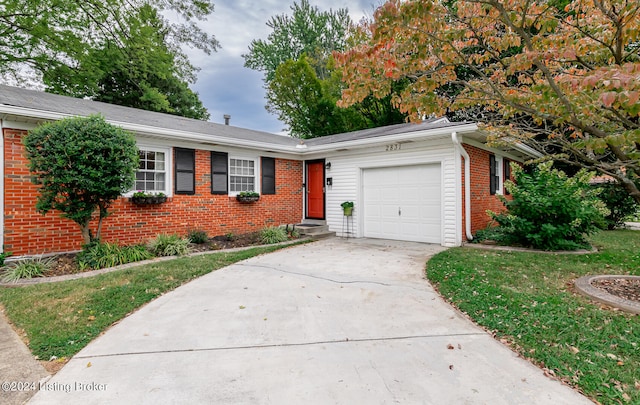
{"left": 336, "top": 0, "right": 640, "bottom": 203}
{"left": 0, "top": 0, "right": 217, "bottom": 119}
{"left": 42, "top": 5, "right": 210, "bottom": 120}
{"left": 244, "top": 0, "right": 407, "bottom": 138}
{"left": 243, "top": 0, "right": 351, "bottom": 82}
{"left": 24, "top": 116, "right": 139, "bottom": 244}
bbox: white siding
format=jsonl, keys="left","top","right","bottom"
{"left": 309, "top": 137, "right": 461, "bottom": 246}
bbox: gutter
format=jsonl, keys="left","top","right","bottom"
{"left": 452, "top": 132, "right": 473, "bottom": 241}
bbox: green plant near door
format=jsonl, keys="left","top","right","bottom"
{"left": 341, "top": 201, "right": 354, "bottom": 216}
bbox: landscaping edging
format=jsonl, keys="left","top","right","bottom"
{"left": 0, "top": 239, "right": 311, "bottom": 287}
{"left": 574, "top": 275, "right": 640, "bottom": 314}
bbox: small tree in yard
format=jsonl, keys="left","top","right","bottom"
{"left": 24, "top": 115, "right": 138, "bottom": 244}
{"left": 489, "top": 162, "right": 608, "bottom": 251}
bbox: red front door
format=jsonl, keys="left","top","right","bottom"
{"left": 306, "top": 161, "right": 325, "bottom": 219}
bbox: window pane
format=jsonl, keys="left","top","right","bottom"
{"left": 134, "top": 149, "right": 168, "bottom": 193}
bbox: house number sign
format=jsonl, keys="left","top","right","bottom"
{"left": 385, "top": 143, "right": 401, "bottom": 151}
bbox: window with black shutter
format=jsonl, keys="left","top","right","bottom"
{"left": 175, "top": 148, "right": 195, "bottom": 194}
{"left": 261, "top": 157, "right": 276, "bottom": 195}
{"left": 503, "top": 158, "right": 511, "bottom": 195}
{"left": 211, "top": 152, "right": 228, "bottom": 194}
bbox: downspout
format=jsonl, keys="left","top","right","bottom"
{"left": 452, "top": 132, "right": 473, "bottom": 241}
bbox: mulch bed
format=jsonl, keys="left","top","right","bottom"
{"left": 592, "top": 278, "right": 640, "bottom": 303}
{"left": 43, "top": 232, "right": 277, "bottom": 278}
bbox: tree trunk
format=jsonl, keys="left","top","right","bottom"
{"left": 620, "top": 176, "right": 640, "bottom": 205}
{"left": 80, "top": 224, "right": 91, "bottom": 245}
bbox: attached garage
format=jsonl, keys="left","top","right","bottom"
{"left": 362, "top": 164, "right": 442, "bottom": 243}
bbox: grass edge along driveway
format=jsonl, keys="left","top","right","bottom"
{"left": 426, "top": 230, "right": 639, "bottom": 405}
{"left": 0, "top": 243, "right": 304, "bottom": 365}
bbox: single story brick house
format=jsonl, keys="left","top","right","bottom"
{"left": 0, "top": 85, "right": 539, "bottom": 256}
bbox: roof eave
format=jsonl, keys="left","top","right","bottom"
{"left": 298, "top": 123, "right": 479, "bottom": 154}
{"left": 0, "top": 104, "right": 301, "bottom": 153}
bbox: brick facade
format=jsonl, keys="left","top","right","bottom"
{"left": 4, "top": 128, "right": 303, "bottom": 256}
{"left": 461, "top": 144, "right": 510, "bottom": 239}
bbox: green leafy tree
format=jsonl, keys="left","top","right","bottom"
{"left": 336, "top": 0, "right": 640, "bottom": 203}
{"left": 489, "top": 162, "right": 607, "bottom": 250}
{"left": 595, "top": 181, "right": 640, "bottom": 230}
{"left": 268, "top": 55, "right": 406, "bottom": 137}
{"left": 0, "top": 0, "right": 216, "bottom": 119}
{"left": 243, "top": 0, "right": 350, "bottom": 82}
{"left": 24, "top": 116, "right": 139, "bottom": 244}
{"left": 244, "top": 0, "right": 406, "bottom": 137}
{"left": 42, "top": 5, "right": 209, "bottom": 120}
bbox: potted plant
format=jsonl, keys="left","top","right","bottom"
{"left": 131, "top": 191, "right": 167, "bottom": 205}
{"left": 341, "top": 201, "right": 354, "bottom": 216}
{"left": 236, "top": 191, "right": 260, "bottom": 203}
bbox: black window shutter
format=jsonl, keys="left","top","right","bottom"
{"left": 211, "top": 152, "right": 228, "bottom": 195}
{"left": 175, "top": 148, "right": 195, "bottom": 195}
{"left": 261, "top": 157, "right": 276, "bottom": 195}
{"left": 503, "top": 159, "right": 511, "bottom": 195}
{"left": 490, "top": 154, "right": 497, "bottom": 195}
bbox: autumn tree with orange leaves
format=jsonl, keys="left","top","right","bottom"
{"left": 336, "top": 0, "right": 640, "bottom": 203}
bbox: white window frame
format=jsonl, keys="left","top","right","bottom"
{"left": 229, "top": 156, "right": 259, "bottom": 195}
{"left": 126, "top": 145, "right": 172, "bottom": 196}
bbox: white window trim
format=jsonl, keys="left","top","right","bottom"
{"left": 228, "top": 156, "right": 260, "bottom": 196}
{"left": 125, "top": 145, "right": 172, "bottom": 197}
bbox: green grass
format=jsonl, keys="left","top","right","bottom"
{"left": 0, "top": 244, "right": 302, "bottom": 361}
{"left": 426, "top": 230, "right": 640, "bottom": 404}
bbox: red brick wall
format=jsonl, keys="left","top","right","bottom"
{"left": 461, "top": 144, "right": 509, "bottom": 239}
{"left": 4, "top": 128, "right": 303, "bottom": 256}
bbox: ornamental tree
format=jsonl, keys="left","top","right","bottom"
{"left": 24, "top": 116, "right": 139, "bottom": 244}
{"left": 335, "top": 0, "right": 640, "bottom": 203}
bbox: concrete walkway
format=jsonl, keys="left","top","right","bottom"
{"left": 28, "top": 238, "right": 591, "bottom": 404}
{"left": 0, "top": 307, "right": 49, "bottom": 405}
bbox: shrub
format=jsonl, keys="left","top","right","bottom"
{"left": 260, "top": 226, "right": 288, "bottom": 244}
{"left": 23, "top": 115, "right": 138, "bottom": 244}
{"left": 472, "top": 224, "right": 512, "bottom": 245}
{"left": 147, "top": 234, "right": 192, "bottom": 256}
{"left": 594, "top": 181, "right": 639, "bottom": 230}
{"left": 77, "top": 242, "right": 153, "bottom": 270}
{"left": 489, "top": 162, "right": 608, "bottom": 250}
{"left": 0, "top": 251, "right": 11, "bottom": 267}
{"left": 187, "top": 229, "right": 209, "bottom": 244}
{"left": 2, "top": 256, "right": 55, "bottom": 282}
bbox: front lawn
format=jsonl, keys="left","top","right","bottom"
{"left": 0, "top": 244, "right": 299, "bottom": 362}
{"left": 427, "top": 230, "right": 639, "bottom": 404}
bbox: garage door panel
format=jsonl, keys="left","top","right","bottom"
{"left": 363, "top": 164, "right": 441, "bottom": 243}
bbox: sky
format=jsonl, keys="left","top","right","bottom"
{"left": 183, "top": 0, "right": 380, "bottom": 135}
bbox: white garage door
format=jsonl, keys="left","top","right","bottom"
{"left": 363, "top": 164, "right": 441, "bottom": 243}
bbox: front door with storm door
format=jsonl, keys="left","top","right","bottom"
{"left": 306, "top": 161, "right": 325, "bottom": 219}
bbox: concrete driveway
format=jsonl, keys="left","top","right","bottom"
{"left": 29, "top": 238, "right": 591, "bottom": 404}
